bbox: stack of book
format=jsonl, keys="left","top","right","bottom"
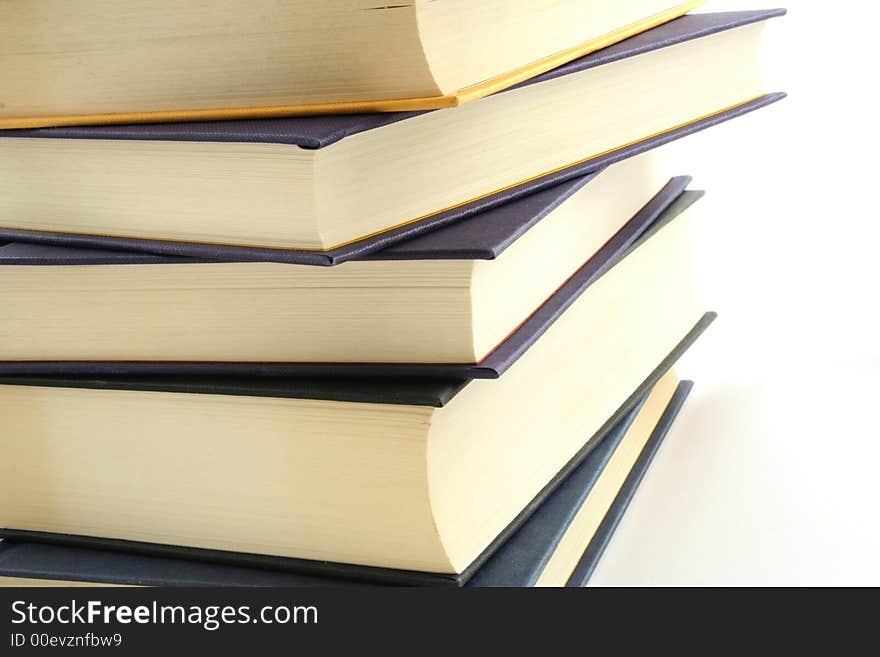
{"left": 0, "top": 2, "right": 784, "bottom": 587}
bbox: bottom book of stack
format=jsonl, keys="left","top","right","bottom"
{"left": 0, "top": 372, "right": 690, "bottom": 588}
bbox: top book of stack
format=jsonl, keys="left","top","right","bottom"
{"left": 1, "top": 0, "right": 705, "bottom": 129}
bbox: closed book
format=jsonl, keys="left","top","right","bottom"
{"left": 0, "top": 11, "right": 786, "bottom": 255}
{"left": 0, "top": 1, "right": 703, "bottom": 129}
{"left": 0, "top": 377, "right": 692, "bottom": 587}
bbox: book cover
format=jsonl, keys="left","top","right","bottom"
{"left": 0, "top": 186, "right": 708, "bottom": 379}
{"left": 0, "top": 382, "right": 692, "bottom": 587}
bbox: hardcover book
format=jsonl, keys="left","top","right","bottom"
{"left": 0, "top": 1, "right": 703, "bottom": 129}
{"left": 0, "top": 183, "right": 703, "bottom": 372}
{"left": 0, "top": 377, "right": 692, "bottom": 588}
{"left": 0, "top": 11, "right": 785, "bottom": 255}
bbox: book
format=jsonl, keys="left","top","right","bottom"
{"left": 0, "top": 11, "right": 785, "bottom": 253}
{"left": 0, "top": 376, "right": 692, "bottom": 588}
{"left": 0, "top": 286, "right": 712, "bottom": 585}
{"left": 0, "top": 95, "right": 778, "bottom": 266}
{"left": 0, "top": 1, "right": 703, "bottom": 129}
{"left": 0, "top": 156, "right": 696, "bottom": 370}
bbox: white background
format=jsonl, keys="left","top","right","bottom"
{"left": 590, "top": 1, "right": 880, "bottom": 585}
